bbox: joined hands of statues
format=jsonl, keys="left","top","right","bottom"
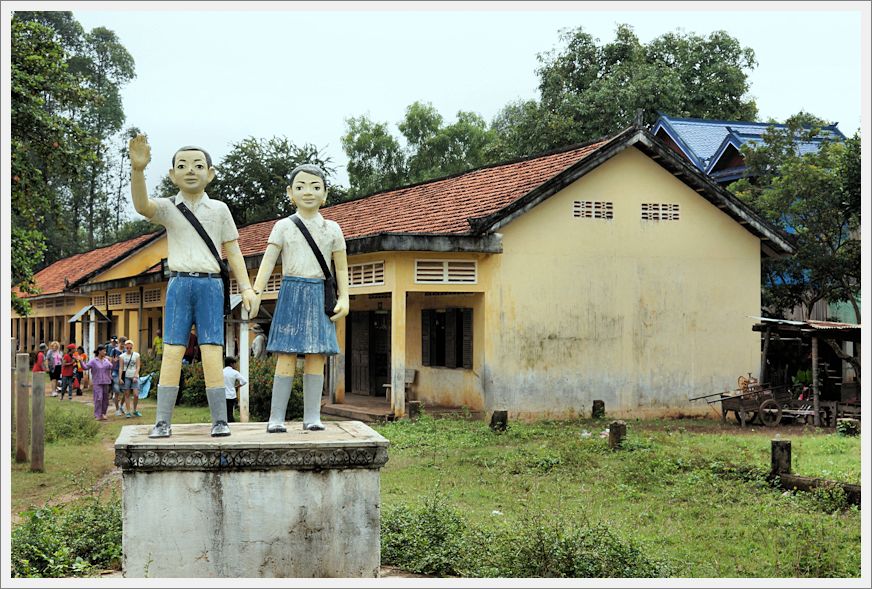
{"left": 242, "top": 288, "right": 258, "bottom": 318}
{"left": 129, "top": 134, "right": 151, "bottom": 171}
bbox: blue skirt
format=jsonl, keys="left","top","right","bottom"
{"left": 266, "top": 276, "right": 339, "bottom": 356}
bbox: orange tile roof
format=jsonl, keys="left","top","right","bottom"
{"left": 18, "top": 232, "right": 161, "bottom": 298}
{"left": 236, "top": 141, "right": 606, "bottom": 257}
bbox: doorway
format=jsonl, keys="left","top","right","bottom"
{"left": 346, "top": 310, "right": 391, "bottom": 396}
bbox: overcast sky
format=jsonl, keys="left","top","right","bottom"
{"left": 37, "top": 3, "right": 872, "bottom": 196}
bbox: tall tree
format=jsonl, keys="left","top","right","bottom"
{"left": 730, "top": 114, "right": 861, "bottom": 324}
{"left": 10, "top": 17, "right": 94, "bottom": 314}
{"left": 341, "top": 115, "right": 407, "bottom": 197}
{"left": 495, "top": 24, "right": 758, "bottom": 158}
{"left": 342, "top": 102, "right": 495, "bottom": 196}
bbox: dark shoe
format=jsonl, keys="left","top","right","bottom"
{"left": 149, "top": 421, "right": 172, "bottom": 438}
{"left": 211, "top": 420, "right": 231, "bottom": 437}
{"left": 267, "top": 423, "right": 287, "bottom": 433}
{"left": 303, "top": 422, "right": 325, "bottom": 431}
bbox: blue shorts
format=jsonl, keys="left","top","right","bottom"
{"left": 164, "top": 275, "right": 224, "bottom": 346}
{"left": 122, "top": 376, "right": 140, "bottom": 391}
{"left": 266, "top": 276, "right": 339, "bottom": 356}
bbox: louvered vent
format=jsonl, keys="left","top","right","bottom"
{"left": 349, "top": 261, "right": 385, "bottom": 287}
{"left": 415, "top": 260, "right": 477, "bottom": 284}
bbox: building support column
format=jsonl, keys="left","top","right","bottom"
{"left": 390, "top": 289, "right": 407, "bottom": 418}
{"left": 332, "top": 316, "right": 346, "bottom": 404}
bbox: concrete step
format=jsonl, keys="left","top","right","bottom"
{"left": 322, "top": 403, "right": 394, "bottom": 423}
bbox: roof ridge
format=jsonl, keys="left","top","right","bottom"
{"left": 661, "top": 113, "right": 841, "bottom": 131}
{"left": 325, "top": 135, "right": 612, "bottom": 209}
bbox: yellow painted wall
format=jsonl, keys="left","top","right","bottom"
{"left": 484, "top": 147, "right": 761, "bottom": 417}
{"left": 93, "top": 236, "right": 167, "bottom": 282}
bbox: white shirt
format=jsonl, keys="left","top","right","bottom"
{"left": 120, "top": 351, "right": 140, "bottom": 378}
{"left": 223, "top": 366, "right": 247, "bottom": 400}
{"left": 149, "top": 193, "right": 240, "bottom": 273}
{"left": 268, "top": 214, "right": 345, "bottom": 279}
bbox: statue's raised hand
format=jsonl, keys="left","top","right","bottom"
{"left": 129, "top": 134, "right": 152, "bottom": 171}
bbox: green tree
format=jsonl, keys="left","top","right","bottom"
{"left": 342, "top": 102, "right": 495, "bottom": 196}
{"left": 495, "top": 24, "right": 758, "bottom": 158}
{"left": 342, "top": 115, "right": 407, "bottom": 196}
{"left": 10, "top": 17, "right": 94, "bottom": 314}
{"left": 730, "top": 114, "right": 861, "bottom": 325}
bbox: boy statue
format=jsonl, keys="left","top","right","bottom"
{"left": 249, "top": 164, "right": 350, "bottom": 432}
{"left": 129, "top": 135, "right": 256, "bottom": 438}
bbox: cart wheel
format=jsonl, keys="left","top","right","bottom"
{"left": 734, "top": 411, "right": 758, "bottom": 425}
{"left": 759, "top": 400, "right": 782, "bottom": 427}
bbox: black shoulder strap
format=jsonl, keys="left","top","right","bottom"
{"left": 290, "top": 215, "right": 333, "bottom": 279}
{"left": 176, "top": 201, "right": 225, "bottom": 271}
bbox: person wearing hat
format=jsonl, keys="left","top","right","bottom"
{"left": 250, "top": 324, "right": 267, "bottom": 359}
{"left": 59, "top": 344, "right": 77, "bottom": 400}
{"left": 32, "top": 343, "right": 48, "bottom": 374}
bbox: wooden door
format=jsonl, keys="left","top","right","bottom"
{"left": 350, "top": 312, "right": 370, "bottom": 395}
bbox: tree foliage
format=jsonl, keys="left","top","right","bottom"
{"left": 494, "top": 24, "right": 758, "bottom": 158}
{"left": 730, "top": 114, "right": 861, "bottom": 322}
{"left": 10, "top": 17, "right": 94, "bottom": 314}
{"left": 342, "top": 101, "right": 495, "bottom": 197}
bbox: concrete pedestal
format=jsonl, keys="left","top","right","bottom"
{"left": 114, "top": 421, "right": 389, "bottom": 578}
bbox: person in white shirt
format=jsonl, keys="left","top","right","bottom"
{"left": 223, "top": 356, "right": 248, "bottom": 423}
{"left": 250, "top": 324, "right": 267, "bottom": 359}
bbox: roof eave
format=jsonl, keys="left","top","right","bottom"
{"left": 346, "top": 232, "right": 503, "bottom": 255}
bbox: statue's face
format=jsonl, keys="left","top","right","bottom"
{"left": 288, "top": 171, "right": 326, "bottom": 213}
{"left": 170, "top": 150, "right": 214, "bottom": 194}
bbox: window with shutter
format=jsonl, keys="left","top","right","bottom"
{"left": 421, "top": 307, "right": 473, "bottom": 369}
{"left": 462, "top": 308, "right": 473, "bottom": 369}
{"left": 445, "top": 309, "right": 458, "bottom": 369}
{"left": 421, "top": 309, "right": 432, "bottom": 367}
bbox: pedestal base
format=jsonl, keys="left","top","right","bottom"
{"left": 115, "top": 421, "right": 389, "bottom": 578}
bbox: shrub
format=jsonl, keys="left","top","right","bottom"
{"left": 381, "top": 494, "right": 473, "bottom": 577}
{"left": 248, "top": 356, "right": 303, "bottom": 422}
{"left": 179, "top": 361, "right": 206, "bottom": 406}
{"left": 836, "top": 419, "right": 860, "bottom": 437}
{"left": 12, "top": 495, "right": 122, "bottom": 578}
{"left": 380, "top": 493, "right": 672, "bottom": 578}
{"left": 44, "top": 405, "right": 100, "bottom": 444}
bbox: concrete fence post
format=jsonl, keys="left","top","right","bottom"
{"left": 771, "top": 439, "right": 792, "bottom": 475}
{"left": 16, "top": 353, "right": 30, "bottom": 463}
{"left": 31, "top": 371, "right": 46, "bottom": 472}
{"left": 608, "top": 420, "right": 627, "bottom": 449}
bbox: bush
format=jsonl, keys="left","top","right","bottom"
{"left": 12, "top": 495, "right": 122, "bottom": 578}
{"left": 380, "top": 493, "right": 672, "bottom": 578}
{"left": 836, "top": 419, "right": 860, "bottom": 437}
{"left": 179, "top": 361, "right": 206, "bottom": 406}
{"left": 248, "top": 356, "right": 303, "bottom": 422}
{"left": 44, "top": 405, "right": 100, "bottom": 444}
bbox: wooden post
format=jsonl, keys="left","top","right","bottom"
{"left": 16, "top": 353, "right": 30, "bottom": 463}
{"left": 592, "top": 400, "right": 605, "bottom": 419}
{"left": 812, "top": 337, "right": 820, "bottom": 427}
{"left": 760, "top": 326, "right": 771, "bottom": 384}
{"left": 11, "top": 338, "right": 17, "bottom": 437}
{"left": 608, "top": 420, "right": 627, "bottom": 449}
{"left": 31, "top": 371, "right": 45, "bottom": 472}
{"left": 771, "top": 439, "right": 791, "bottom": 475}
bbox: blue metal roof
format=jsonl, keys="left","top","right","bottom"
{"left": 651, "top": 113, "right": 846, "bottom": 175}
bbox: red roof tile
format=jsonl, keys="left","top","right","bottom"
{"left": 18, "top": 232, "right": 161, "bottom": 298}
{"left": 237, "top": 142, "right": 605, "bottom": 257}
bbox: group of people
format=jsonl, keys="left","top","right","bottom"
{"left": 32, "top": 335, "right": 144, "bottom": 422}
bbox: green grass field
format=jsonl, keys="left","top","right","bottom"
{"left": 11, "top": 399, "right": 862, "bottom": 577}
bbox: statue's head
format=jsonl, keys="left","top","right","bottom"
{"left": 169, "top": 146, "right": 215, "bottom": 194}
{"left": 287, "top": 164, "right": 328, "bottom": 212}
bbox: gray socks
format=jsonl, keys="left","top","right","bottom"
{"left": 303, "top": 374, "right": 325, "bottom": 431}
{"left": 155, "top": 385, "right": 179, "bottom": 425}
{"left": 206, "top": 387, "right": 228, "bottom": 424}
{"left": 268, "top": 374, "right": 294, "bottom": 432}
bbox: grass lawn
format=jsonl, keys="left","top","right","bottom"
{"left": 373, "top": 415, "right": 862, "bottom": 578}
{"left": 11, "top": 399, "right": 861, "bottom": 578}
